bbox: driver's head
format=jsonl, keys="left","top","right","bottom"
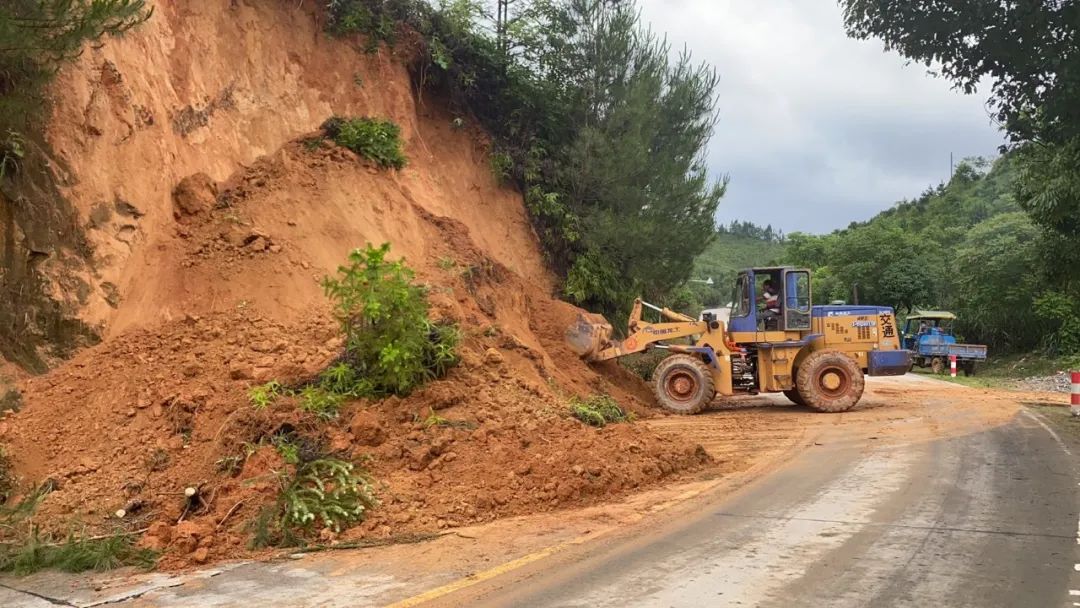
{"left": 763, "top": 279, "right": 776, "bottom": 293}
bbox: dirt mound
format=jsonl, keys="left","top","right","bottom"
{"left": 2, "top": 306, "right": 706, "bottom": 568}
{"left": 0, "top": 0, "right": 715, "bottom": 569}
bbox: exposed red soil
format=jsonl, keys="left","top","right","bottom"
{"left": 0, "top": 132, "right": 709, "bottom": 569}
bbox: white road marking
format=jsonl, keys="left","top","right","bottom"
{"left": 1020, "top": 409, "right": 1073, "bottom": 456}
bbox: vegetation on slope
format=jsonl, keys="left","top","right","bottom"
{"left": 678, "top": 222, "right": 787, "bottom": 313}
{"left": 785, "top": 157, "right": 1080, "bottom": 355}
{"left": 327, "top": 0, "right": 726, "bottom": 318}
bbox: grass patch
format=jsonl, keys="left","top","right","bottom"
{"left": 420, "top": 408, "right": 475, "bottom": 430}
{"left": 321, "top": 116, "right": 407, "bottom": 169}
{"left": 570, "top": 395, "right": 631, "bottom": 428}
{"left": 0, "top": 486, "right": 157, "bottom": 575}
{"left": 0, "top": 531, "right": 157, "bottom": 575}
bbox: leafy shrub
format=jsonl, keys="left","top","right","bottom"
{"left": 322, "top": 244, "right": 459, "bottom": 397}
{"left": 570, "top": 395, "right": 631, "bottom": 428}
{"left": 322, "top": 116, "right": 407, "bottom": 169}
{"left": 251, "top": 457, "right": 377, "bottom": 548}
{"left": 490, "top": 151, "right": 513, "bottom": 183}
{"left": 326, "top": 0, "right": 404, "bottom": 49}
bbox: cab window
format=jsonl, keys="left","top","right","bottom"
{"left": 731, "top": 274, "right": 751, "bottom": 318}
{"left": 784, "top": 271, "right": 811, "bottom": 330}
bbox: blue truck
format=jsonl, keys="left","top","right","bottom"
{"left": 901, "top": 311, "right": 987, "bottom": 375}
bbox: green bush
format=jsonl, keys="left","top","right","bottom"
{"left": 322, "top": 116, "right": 407, "bottom": 169}
{"left": 322, "top": 243, "right": 459, "bottom": 397}
{"left": 251, "top": 457, "right": 377, "bottom": 548}
{"left": 570, "top": 395, "right": 631, "bottom": 428}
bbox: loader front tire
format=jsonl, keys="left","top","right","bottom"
{"left": 653, "top": 354, "right": 715, "bottom": 415}
{"left": 796, "top": 350, "right": 865, "bottom": 413}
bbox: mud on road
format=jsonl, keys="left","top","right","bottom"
{"left": 3, "top": 374, "right": 1065, "bottom": 608}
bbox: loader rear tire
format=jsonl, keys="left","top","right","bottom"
{"left": 653, "top": 354, "right": 715, "bottom": 415}
{"left": 783, "top": 388, "right": 807, "bottom": 406}
{"left": 796, "top": 350, "right": 865, "bottom": 413}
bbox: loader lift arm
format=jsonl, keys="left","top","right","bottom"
{"left": 567, "top": 298, "right": 712, "bottom": 362}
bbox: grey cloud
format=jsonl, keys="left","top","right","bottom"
{"left": 638, "top": 0, "right": 1005, "bottom": 233}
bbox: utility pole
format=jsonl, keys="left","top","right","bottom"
{"left": 949, "top": 152, "right": 954, "bottom": 180}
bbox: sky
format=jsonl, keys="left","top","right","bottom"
{"left": 636, "top": 0, "right": 1006, "bottom": 234}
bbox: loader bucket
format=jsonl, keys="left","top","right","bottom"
{"left": 566, "top": 312, "right": 614, "bottom": 360}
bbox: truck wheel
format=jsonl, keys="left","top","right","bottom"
{"left": 930, "top": 357, "right": 946, "bottom": 375}
{"left": 653, "top": 354, "right": 715, "bottom": 415}
{"left": 796, "top": 350, "right": 865, "bottom": 413}
{"left": 963, "top": 362, "right": 976, "bottom": 376}
{"left": 783, "top": 388, "right": 806, "bottom": 406}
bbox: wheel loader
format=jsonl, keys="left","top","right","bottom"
{"left": 566, "top": 267, "right": 911, "bottom": 414}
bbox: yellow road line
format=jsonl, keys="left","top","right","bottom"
{"left": 384, "top": 536, "right": 589, "bottom": 608}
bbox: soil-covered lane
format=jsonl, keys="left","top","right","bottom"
{"left": 0, "top": 376, "right": 1063, "bottom": 607}
{"left": 443, "top": 380, "right": 1079, "bottom": 608}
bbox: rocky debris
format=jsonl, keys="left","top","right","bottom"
{"left": 1013, "top": 371, "right": 1073, "bottom": 393}
{"left": 173, "top": 173, "right": 219, "bottom": 218}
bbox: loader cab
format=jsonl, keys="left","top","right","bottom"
{"left": 728, "top": 267, "right": 812, "bottom": 336}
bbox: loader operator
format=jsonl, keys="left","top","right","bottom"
{"left": 760, "top": 279, "right": 781, "bottom": 329}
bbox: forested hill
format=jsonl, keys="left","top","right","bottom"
{"left": 678, "top": 222, "right": 787, "bottom": 311}
{"left": 784, "top": 156, "right": 1080, "bottom": 355}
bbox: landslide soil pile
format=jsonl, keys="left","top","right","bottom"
{"left": 0, "top": 3, "right": 709, "bottom": 566}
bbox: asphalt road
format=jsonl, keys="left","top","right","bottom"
{"left": 457, "top": 409, "right": 1080, "bottom": 608}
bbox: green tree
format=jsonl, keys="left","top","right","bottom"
{"left": 952, "top": 212, "right": 1046, "bottom": 350}
{"left": 840, "top": 0, "right": 1080, "bottom": 237}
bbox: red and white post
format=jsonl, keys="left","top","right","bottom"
{"left": 949, "top": 355, "right": 958, "bottom": 378}
{"left": 1071, "top": 371, "right": 1080, "bottom": 417}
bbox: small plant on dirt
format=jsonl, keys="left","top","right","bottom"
{"left": 302, "top": 136, "right": 325, "bottom": 152}
{"left": 325, "top": 0, "right": 399, "bottom": 50}
{"left": 420, "top": 408, "right": 475, "bottom": 430}
{"left": 249, "top": 381, "right": 284, "bottom": 409}
{"left": 353, "top": 73, "right": 365, "bottom": 87}
{"left": 249, "top": 457, "right": 377, "bottom": 548}
{"left": 0, "top": 130, "right": 25, "bottom": 180}
{"left": 321, "top": 243, "right": 460, "bottom": 397}
{"left": 297, "top": 386, "right": 346, "bottom": 420}
{"left": 570, "top": 395, "right": 632, "bottom": 428}
{"left": 215, "top": 454, "right": 245, "bottom": 477}
{"left": 0, "top": 446, "right": 15, "bottom": 503}
{"left": 0, "top": 530, "right": 158, "bottom": 575}
{"left": 0, "top": 485, "right": 157, "bottom": 574}
{"left": 489, "top": 150, "right": 513, "bottom": 184}
{"left": 0, "top": 388, "right": 21, "bottom": 413}
{"left": 437, "top": 257, "right": 456, "bottom": 270}
{"left": 321, "top": 116, "right": 407, "bottom": 169}
{"left": 145, "top": 448, "right": 170, "bottom": 473}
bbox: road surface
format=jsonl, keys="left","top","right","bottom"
{"left": 443, "top": 407, "right": 1080, "bottom": 608}
{"left": 1, "top": 377, "right": 1076, "bottom": 607}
